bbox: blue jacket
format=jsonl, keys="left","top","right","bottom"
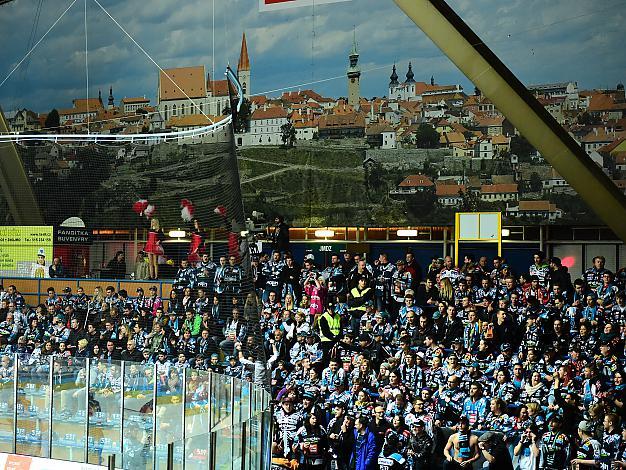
{"left": 351, "top": 428, "right": 378, "bottom": 470}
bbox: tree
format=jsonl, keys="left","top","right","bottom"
{"left": 459, "top": 188, "right": 480, "bottom": 212}
{"left": 415, "top": 123, "right": 439, "bottom": 149}
{"left": 529, "top": 172, "right": 543, "bottom": 192}
{"left": 44, "top": 109, "right": 60, "bottom": 130}
{"left": 280, "top": 122, "right": 296, "bottom": 148}
{"left": 510, "top": 135, "right": 536, "bottom": 161}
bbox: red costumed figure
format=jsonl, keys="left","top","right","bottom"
{"left": 214, "top": 205, "right": 240, "bottom": 260}
{"left": 181, "top": 200, "right": 202, "bottom": 263}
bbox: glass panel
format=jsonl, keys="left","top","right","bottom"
{"left": 214, "top": 423, "right": 234, "bottom": 470}
{"left": 184, "top": 369, "right": 210, "bottom": 470}
{"left": 0, "top": 353, "right": 15, "bottom": 453}
{"left": 211, "top": 373, "right": 231, "bottom": 432}
{"left": 16, "top": 353, "right": 51, "bottom": 457}
{"left": 245, "top": 415, "right": 261, "bottom": 470}
{"left": 154, "top": 363, "right": 184, "bottom": 470}
{"left": 87, "top": 359, "right": 122, "bottom": 467}
{"left": 122, "top": 362, "right": 155, "bottom": 470}
{"left": 240, "top": 380, "right": 250, "bottom": 422}
{"left": 51, "top": 357, "right": 88, "bottom": 462}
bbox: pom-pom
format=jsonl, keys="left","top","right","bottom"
{"left": 144, "top": 204, "right": 156, "bottom": 219}
{"left": 214, "top": 205, "right": 227, "bottom": 217}
{"left": 132, "top": 199, "right": 149, "bottom": 216}
{"left": 180, "top": 199, "right": 195, "bottom": 222}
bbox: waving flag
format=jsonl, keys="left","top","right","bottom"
{"left": 260, "top": 0, "right": 350, "bottom": 12}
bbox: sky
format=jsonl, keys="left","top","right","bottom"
{"left": 0, "top": 0, "right": 624, "bottom": 113}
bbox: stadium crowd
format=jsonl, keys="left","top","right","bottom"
{"left": 3, "top": 247, "right": 626, "bottom": 469}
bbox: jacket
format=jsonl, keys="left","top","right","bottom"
{"left": 350, "top": 428, "right": 378, "bottom": 470}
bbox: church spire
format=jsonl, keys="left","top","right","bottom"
{"left": 108, "top": 86, "right": 114, "bottom": 107}
{"left": 238, "top": 33, "right": 250, "bottom": 72}
{"left": 405, "top": 62, "right": 415, "bottom": 83}
{"left": 389, "top": 64, "right": 399, "bottom": 87}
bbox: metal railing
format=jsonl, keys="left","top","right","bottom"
{"left": 0, "top": 353, "right": 272, "bottom": 470}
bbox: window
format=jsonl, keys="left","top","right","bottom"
{"left": 164, "top": 105, "right": 168, "bottom": 120}
{"left": 173, "top": 104, "right": 177, "bottom": 116}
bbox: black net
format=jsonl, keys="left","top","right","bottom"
{"left": 0, "top": 127, "right": 268, "bottom": 386}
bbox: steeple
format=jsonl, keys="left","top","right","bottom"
{"left": 238, "top": 33, "right": 250, "bottom": 72}
{"left": 389, "top": 64, "right": 399, "bottom": 87}
{"left": 108, "top": 86, "right": 114, "bottom": 109}
{"left": 98, "top": 89, "right": 102, "bottom": 104}
{"left": 347, "top": 28, "right": 361, "bottom": 108}
{"left": 431, "top": 75, "right": 435, "bottom": 86}
{"left": 405, "top": 62, "right": 415, "bottom": 84}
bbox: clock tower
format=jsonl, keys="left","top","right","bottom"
{"left": 347, "top": 32, "right": 361, "bottom": 109}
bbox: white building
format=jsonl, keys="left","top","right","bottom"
{"left": 121, "top": 97, "right": 150, "bottom": 114}
{"left": 156, "top": 34, "right": 250, "bottom": 127}
{"left": 506, "top": 200, "right": 563, "bottom": 221}
{"left": 473, "top": 138, "right": 494, "bottom": 159}
{"left": 246, "top": 106, "right": 289, "bottom": 146}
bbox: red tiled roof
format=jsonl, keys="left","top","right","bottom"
{"left": 251, "top": 107, "right": 288, "bottom": 120}
{"left": 399, "top": 174, "right": 434, "bottom": 188}
{"left": 481, "top": 183, "right": 518, "bottom": 193}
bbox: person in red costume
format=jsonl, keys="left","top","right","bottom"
{"left": 188, "top": 218, "right": 204, "bottom": 263}
{"left": 144, "top": 218, "right": 164, "bottom": 279}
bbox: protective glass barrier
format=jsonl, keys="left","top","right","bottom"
{"left": 87, "top": 360, "right": 122, "bottom": 466}
{"left": 51, "top": 357, "right": 88, "bottom": 462}
{"left": 0, "top": 354, "right": 15, "bottom": 453}
{"left": 16, "top": 353, "right": 51, "bottom": 457}
{"left": 183, "top": 369, "right": 210, "bottom": 470}
{"left": 122, "top": 362, "right": 154, "bottom": 470}
{"left": 154, "top": 365, "right": 184, "bottom": 470}
{"left": 0, "top": 354, "right": 271, "bottom": 469}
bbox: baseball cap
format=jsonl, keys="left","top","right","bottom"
{"left": 404, "top": 289, "right": 414, "bottom": 297}
{"left": 432, "top": 311, "right": 441, "bottom": 320}
{"left": 578, "top": 421, "right": 594, "bottom": 433}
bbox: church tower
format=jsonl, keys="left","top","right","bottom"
{"left": 347, "top": 32, "right": 361, "bottom": 108}
{"left": 389, "top": 64, "right": 399, "bottom": 98}
{"left": 108, "top": 86, "right": 115, "bottom": 109}
{"left": 237, "top": 33, "right": 251, "bottom": 99}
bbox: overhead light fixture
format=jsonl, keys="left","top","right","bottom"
{"left": 397, "top": 229, "right": 418, "bottom": 237}
{"left": 314, "top": 229, "right": 335, "bottom": 238}
{"left": 501, "top": 228, "right": 510, "bottom": 237}
{"left": 168, "top": 229, "right": 186, "bottom": 238}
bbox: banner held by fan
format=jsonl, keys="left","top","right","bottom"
{"left": 259, "top": 0, "right": 350, "bottom": 12}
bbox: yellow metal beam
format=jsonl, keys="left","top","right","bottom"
{"left": 0, "top": 107, "right": 44, "bottom": 224}
{"left": 393, "top": 0, "right": 626, "bottom": 242}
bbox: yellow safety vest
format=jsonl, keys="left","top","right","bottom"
{"left": 349, "top": 287, "right": 371, "bottom": 313}
{"left": 320, "top": 311, "right": 341, "bottom": 342}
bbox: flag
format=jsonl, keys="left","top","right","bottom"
{"left": 260, "top": 0, "right": 350, "bottom": 12}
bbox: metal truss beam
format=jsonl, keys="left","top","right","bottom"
{"left": 394, "top": 0, "right": 626, "bottom": 242}
{"left": 0, "top": 107, "right": 44, "bottom": 224}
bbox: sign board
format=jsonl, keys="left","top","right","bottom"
{"left": 54, "top": 227, "right": 93, "bottom": 245}
{"left": 0, "top": 453, "right": 105, "bottom": 470}
{"left": 0, "top": 226, "right": 54, "bottom": 277}
{"left": 260, "top": 0, "right": 349, "bottom": 11}
{"left": 454, "top": 212, "right": 502, "bottom": 265}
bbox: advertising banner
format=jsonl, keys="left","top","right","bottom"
{"left": 0, "top": 453, "right": 105, "bottom": 470}
{"left": 260, "top": 0, "right": 349, "bottom": 11}
{"left": 0, "top": 226, "right": 54, "bottom": 277}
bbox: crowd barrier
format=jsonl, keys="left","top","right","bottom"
{"left": 0, "top": 354, "right": 272, "bottom": 470}
{"left": 0, "top": 277, "right": 175, "bottom": 311}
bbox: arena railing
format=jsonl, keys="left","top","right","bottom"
{"left": 0, "top": 353, "right": 272, "bottom": 469}
{"left": 0, "top": 277, "right": 176, "bottom": 311}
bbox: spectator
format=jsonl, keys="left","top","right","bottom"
{"left": 106, "top": 251, "right": 126, "bottom": 279}
{"left": 49, "top": 257, "right": 65, "bottom": 278}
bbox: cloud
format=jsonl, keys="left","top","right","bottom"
{"left": 0, "top": 0, "right": 623, "bottom": 112}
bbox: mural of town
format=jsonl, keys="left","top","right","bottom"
{"left": 3, "top": 33, "right": 626, "bottom": 228}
